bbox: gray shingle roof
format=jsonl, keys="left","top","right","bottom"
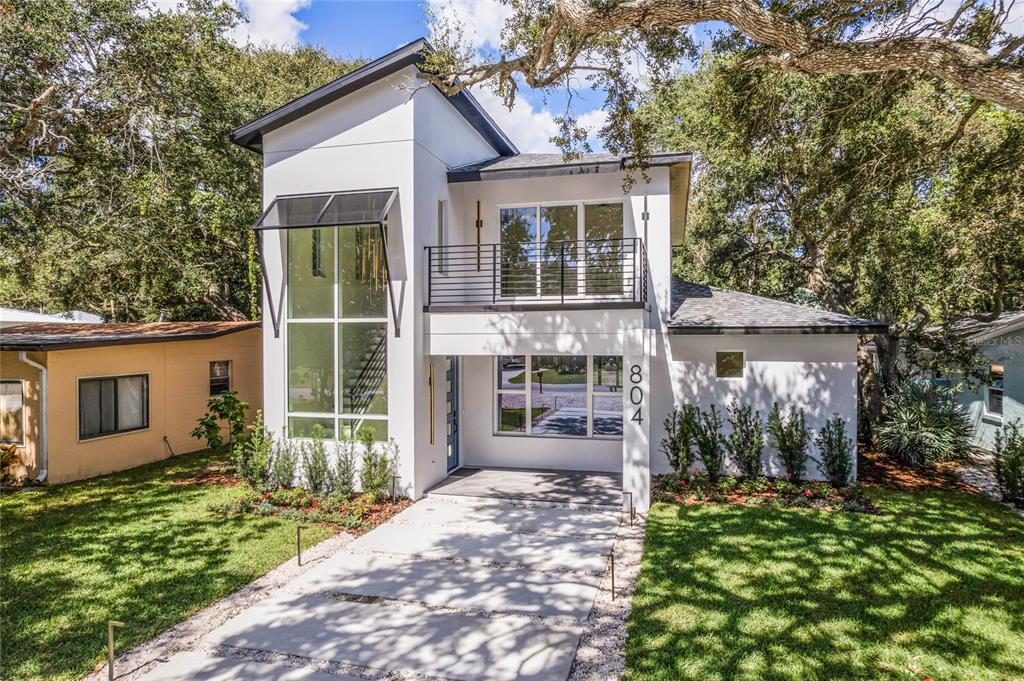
{"left": 668, "top": 279, "right": 887, "bottom": 334}
{"left": 448, "top": 152, "right": 691, "bottom": 182}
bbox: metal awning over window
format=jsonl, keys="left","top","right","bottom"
{"left": 254, "top": 189, "right": 397, "bottom": 230}
{"left": 252, "top": 188, "right": 401, "bottom": 338}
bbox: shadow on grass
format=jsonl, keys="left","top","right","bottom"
{"left": 0, "top": 449, "right": 333, "bottom": 681}
{"left": 625, "top": 489, "right": 1024, "bottom": 681}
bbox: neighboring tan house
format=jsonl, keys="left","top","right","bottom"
{"left": 0, "top": 322, "right": 261, "bottom": 484}
{"left": 947, "top": 311, "right": 1024, "bottom": 450}
{"left": 232, "top": 38, "right": 884, "bottom": 512}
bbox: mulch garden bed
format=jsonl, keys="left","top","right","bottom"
{"left": 652, "top": 474, "right": 880, "bottom": 514}
{"left": 857, "top": 447, "right": 981, "bottom": 494}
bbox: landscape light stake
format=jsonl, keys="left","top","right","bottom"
{"left": 296, "top": 525, "right": 307, "bottom": 566}
{"left": 603, "top": 549, "right": 616, "bottom": 600}
{"left": 623, "top": 491, "right": 634, "bottom": 526}
{"left": 391, "top": 474, "right": 400, "bottom": 501}
{"left": 107, "top": 620, "right": 124, "bottom": 681}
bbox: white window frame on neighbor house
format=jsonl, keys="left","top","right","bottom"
{"left": 0, "top": 379, "right": 25, "bottom": 446}
{"left": 285, "top": 225, "right": 389, "bottom": 442}
{"left": 493, "top": 354, "right": 623, "bottom": 440}
{"left": 210, "top": 360, "right": 231, "bottom": 396}
{"left": 985, "top": 363, "right": 1004, "bottom": 420}
{"left": 496, "top": 199, "right": 628, "bottom": 300}
{"left": 77, "top": 373, "right": 150, "bottom": 442}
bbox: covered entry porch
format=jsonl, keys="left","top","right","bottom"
{"left": 428, "top": 466, "right": 624, "bottom": 509}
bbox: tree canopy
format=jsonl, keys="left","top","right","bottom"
{"left": 0, "top": 0, "right": 360, "bottom": 321}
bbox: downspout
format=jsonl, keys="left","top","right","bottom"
{"left": 18, "top": 352, "right": 47, "bottom": 483}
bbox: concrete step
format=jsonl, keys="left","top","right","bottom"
{"left": 288, "top": 549, "right": 601, "bottom": 619}
{"left": 138, "top": 650, "right": 362, "bottom": 680}
{"left": 347, "top": 518, "right": 614, "bottom": 573}
{"left": 206, "top": 594, "right": 583, "bottom": 681}
{"left": 426, "top": 491, "right": 621, "bottom": 513}
{"left": 390, "top": 497, "right": 622, "bottom": 538}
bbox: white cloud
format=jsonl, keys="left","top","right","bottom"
{"left": 428, "top": 0, "right": 608, "bottom": 153}
{"left": 228, "top": 0, "right": 311, "bottom": 48}
{"left": 142, "top": 0, "right": 311, "bottom": 47}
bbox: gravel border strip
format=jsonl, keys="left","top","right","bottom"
{"left": 569, "top": 515, "right": 646, "bottom": 681}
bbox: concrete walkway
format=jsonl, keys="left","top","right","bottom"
{"left": 140, "top": 491, "right": 621, "bottom": 681}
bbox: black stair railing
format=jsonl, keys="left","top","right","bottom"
{"left": 346, "top": 331, "right": 387, "bottom": 414}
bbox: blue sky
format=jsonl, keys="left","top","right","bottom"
{"left": 227, "top": 0, "right": 670, "bottom": 152}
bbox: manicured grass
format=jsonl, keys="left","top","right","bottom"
{"left": 626, "top": 489, "right": 1024, "bottom": 680}
{"left": 0, "top": 449, "right": 335, "bottom": 681}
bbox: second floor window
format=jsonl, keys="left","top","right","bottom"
{"left": 79, "top": 375, "right": 149, "bottom": 440}
{"left": 499, "top": 202, "right": 624, "bottom": 299}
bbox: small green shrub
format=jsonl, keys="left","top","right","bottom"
{"left": 768, "top": 404, "right": 810, "bottom": 481}
{"left": 359, "top": 430, "right": 397, "bottom": 500}
{"left": 725, "top": 402, "right": 764, "bottom": 478}
{"left": 694, "top": 405, "right": 726, "bottom": 484}
{"left": 773, "top": 479, "right": 798, "bottom": 496}
{"left": 300, "top": 424, "right": 330, "bottom": 495}
{"left": 271, "top": 437, "right": 299, "bottom": 489}
{"left": 717, "top": 475, "right": 738, "bottom": 492}
{"left": 331, "top": 431, "right": 357, "bottom": 499}
{"left": 739, "top": 476, "right": 770, "bottom": 494}
{"left": 814, "top": 413, "right": 855, "bottom": 488}
{"left": 233, "top": 411, "right": 273, "bottom": 489}
{"left": 660, "top": 405, "right": 699, "bottom": 475}
{"left": 268, "top": 487, "right": 315, "bottom": 508}
{"left": 876, "top": 381, "right": 971, "bottom": 468}
{"left": 994, "top": 420, "right": 1024, "bottom": 508}
{"left": 190, "top": 390, "right": 250, "bottom": 449}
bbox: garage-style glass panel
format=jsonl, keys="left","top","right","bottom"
{"left": 593, "top": 356, "right": 622, "bottom": 392}
{"left": 540, "top": 205, "right": 578, "bottom": 296}
{"left": 340, "top": 322, "right": 387, "bottom": 415}
{"left": 287, "top": 323, "right": 334, "bottom": 413}
{"left": 584, "top": 203, "right": 624, "bottom": 295}
{"left": 339, "top": 225, "right": 387, "bottom": 317}
{"left": 497, "top": 355, "right": 527, "bottom": 390}
{"left": 593, "top": 395, "right": 623, "bottom": 436}
{"left": 716, "top": 351, "right": 745, "bottom": 379}
{"left": 500, "top": 207, "right": 537, "bottom": 297}
{"left": 287, "top": 227, "right": 335, "bottom": 318}
{"left": 497, "top": 393, "right": 528, "bottom": 433}
{"left": 530, "top": 356, "right": 587, "bottom": 436}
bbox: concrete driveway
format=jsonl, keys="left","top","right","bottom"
{"left": 141, "top": 490, "right": 621, "bottom": 681}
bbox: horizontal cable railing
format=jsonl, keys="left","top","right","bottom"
{"left": 426, "top": 238, "right": 648, "bottom": 307}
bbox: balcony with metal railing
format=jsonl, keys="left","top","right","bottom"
{"left": 425, "top": 238, "right": 648, "bottom": 311}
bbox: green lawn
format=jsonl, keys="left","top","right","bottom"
{"left": 508, "top": 369, "right": 586, "bottom": 385}
{"left": 626, "top": 489, "right": 1024, "bottom": 680}
{"left": 0, "top": 449, "right": 334, "bottom": 681}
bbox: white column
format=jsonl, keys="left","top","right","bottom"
{"left": 622, "top": 327, "right": 651, "bottom": 513}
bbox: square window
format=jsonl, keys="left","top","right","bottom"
{"left": 79, "top": 375, "right": 149, "bottom": 440}
{"left": 716, "top": 351, "right": 744, "bottom": 379}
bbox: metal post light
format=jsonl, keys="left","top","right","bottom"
{"left": 107, "top": 620, "right": 124, "bottom": 681}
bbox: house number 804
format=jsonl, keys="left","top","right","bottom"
{"left": 629, "top": 364, "right": 643, "bottom": 424}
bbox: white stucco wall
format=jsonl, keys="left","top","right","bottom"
{"left": 647, "top": 333, "right": 860, "bottom": 480}
{"left": 957, "top": 331, "right": 1024, "bottom": 451}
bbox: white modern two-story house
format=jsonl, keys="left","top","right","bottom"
{"left": 231, "top": 39, "right": 884, "bottom": 512}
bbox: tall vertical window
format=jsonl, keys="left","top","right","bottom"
{"left": 584, "top": 203, "right": 624, "bottom": 295}
{"left": 210, "top": 361, "right": 230, "bottom": 396}
{"left": 79, "top": 375, "right": 149, "bottom": 440}
{"left": 1, "top": 380, "right": 24, "bottom": 445}
{"left": 988, "top": 364, "right": 1004, "bottom": 416}
{"left": 287, "top": 224, "right": 388, "bottom": 440}
{"left": 495, "top": 355, "right": 623, "bottom": 438}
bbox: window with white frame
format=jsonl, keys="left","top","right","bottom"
{"left": 495, "top": 355, "right": 623, "bottom": 438}
{"left": 498, "top": 201, "right": 624, "bottom": 298}
{"left": 286, "top": 223, "right": 388, "bottom": 440}
{"left": 79, "top": 375, "right": 149, "bottom": 440}
{"left": 210, "top": 361, "right": 230, "bottom": 395}
{"left": 1, "top": 380, "right": 24, "bottom": 445}
{"left": 988, "top": 364, "right": 1004, "bottom": 417}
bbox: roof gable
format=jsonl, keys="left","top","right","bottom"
{"left": 230, "top": 38, "right": 516, "bottom": 157}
